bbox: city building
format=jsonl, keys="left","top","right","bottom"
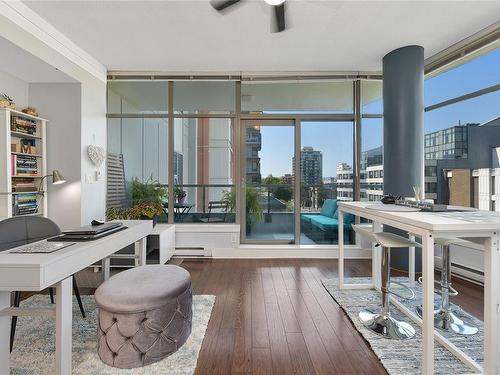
{"left": 425, "top": 117, "right": 500, "bottom": 204}
{"left": 245, "top": 126, "right": 262, "bottom": 184}
{"left": 361, "top": 146, "right": 384, "bottom": 201}
{"left": 337, "top": 147, "right": 384, "bottom": 202}
{"left": 283, "top": 173, "right": 293, "bottom": 185}
{"left": 337, "top": 118, "right": 500, "bottom": 204}
{"left": 336, "top": 163, "right": 354, "bottom": 200}
{"left": 296, "top": 146, "right": 323, "bottom": 185}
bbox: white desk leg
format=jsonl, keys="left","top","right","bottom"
{"left": 102, "top": 257, "right": 110, "bottom": 281}
{"left": 55, "top": 276, "right": 72, "bottom": 375}
{"left": 135, "top": 237, "right": 147, "bottom": 266}
{"left": 409, "top": 234, "right": 416, "bottom": 287}
{"left": 338, "top": 209, "right": 344, "bottom": 289}
{"left": 0, "top": 291, "right": 10, "bottom": 374}
{"left": 484, "top": 233, "right": 500, "bottom": 375}
{"left": 422, "top": 232, "right": 435, "bottom": 375}
{"left": 372, "top": 221, "right": 382, "bottom": 290}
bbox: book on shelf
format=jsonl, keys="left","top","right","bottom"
{"left": 11, "top": 154, "right": 38, "bottom": 176}
{"left": 12, "top": 178, "right": 37, "bottom": 192}
{"left": 10, "top": 116, "right": 37, "bottom": 135}
{"left": 12, "top": 193, "right": 38, "bottom": 216}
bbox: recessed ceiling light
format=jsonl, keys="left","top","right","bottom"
{"left": 264, "top": 0, "right": 285, "bottom": 5}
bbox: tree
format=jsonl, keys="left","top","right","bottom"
{"left": 262, "top": 174, "right": 283, "bottom": 185}
{"left": 262, "top": 174, "right": 292, "bottom": 202}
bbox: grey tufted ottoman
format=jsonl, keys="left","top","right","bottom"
{"left": 94, "top": 265, "right": 192, "bottom": 369}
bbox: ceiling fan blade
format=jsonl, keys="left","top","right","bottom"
{"left": 210, "top": 0, "right": 241, "bottom": 11}
{"left": 273, "top": 3, "right": 286, "bottom": 33}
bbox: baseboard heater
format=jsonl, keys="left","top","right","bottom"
{"left": 174, "top": 247, "right": 209, "bottom": 258}
{"left": 433, "top": 255, "right": 484, "bottom": 286}
{"left": 450, "top": 262, "right": 484, "bottom": 286}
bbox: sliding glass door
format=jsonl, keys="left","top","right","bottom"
{"left": 241, "top": 119, "right": 297, "bottom": 244}
{"left": 241, "top": 118, "right": 356, "bottom": 245}
{"left": 300, "top": 121, "right": 354, "bottom": 244}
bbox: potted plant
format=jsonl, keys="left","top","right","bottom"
{"left": 174, "top": 187, "right": 187, "bottom": 204}
{"left": 222, "top": 186, "right": 263, "bottom": 235}
{"left": 106, "top": 207, "right": 132, "bottom": 221}
{"left": 129, "top": 201, "right": 164, "bottom": 226}
{"left": 131, "top": 176, "right": 167, "bottom": 205}
{"left": 106, "top": 201, "right": 164, "bottom": 227}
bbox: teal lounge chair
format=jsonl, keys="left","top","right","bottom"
{"left": 301, "top": 199, "right": 354, "bottom": 243}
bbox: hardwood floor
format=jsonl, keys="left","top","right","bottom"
{"left": 20, "top": 258, "right": 484, "bottom": 374}
{"left": 181, "top": 258, "right": 484, "bottom": 375}
{"left": 184, "top": 259, "right": 385, "bottom": 375}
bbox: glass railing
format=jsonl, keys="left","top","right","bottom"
{"left": 170, "top": 184, "right": 236, "bottom": 223}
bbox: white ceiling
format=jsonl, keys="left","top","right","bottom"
{"left": 23, "top": 0, "right": 500, "bottom": 73}
{"left": 0, "top": 36, "right": 76, "bottom": 83}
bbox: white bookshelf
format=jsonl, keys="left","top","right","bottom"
{"left": 0, "top": 108, "right": 48, "bottom": 219}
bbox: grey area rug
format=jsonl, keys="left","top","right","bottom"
{"left": 322, "top": 277, "right": 484, "bottom": 375}
{"left": 11, "top": 294, "right": 215, "bottom": 375}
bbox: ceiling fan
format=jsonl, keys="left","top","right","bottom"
{"left": 210, "top": 0, "right": 287, "bottom": 33}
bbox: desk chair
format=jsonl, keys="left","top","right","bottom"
{"left": 0, "top": 216, "right": 86, "bottom": 352}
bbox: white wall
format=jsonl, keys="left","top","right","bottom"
{"left": 80, "top": 78, "right": 107, "bottom": 224}
{"left": 0, "top": 2, "right": 108, "bottom": 227}
{"left": 28, "top": 83, "right": 82, "bottom": 230}
{"left": 0, "top": 70, "right": 28, "bottom": 109}
{"left": 28, "top": 80, "right": 107, "bottom": 228}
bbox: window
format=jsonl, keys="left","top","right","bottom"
{"left": 107, "top": 116, "right": 169, "bottom": 221}
{"left": 425, "top": 166, "right": 437, "bottom": 177}
{"left": 173, "top": 117, "right": 235, "bottom": 223}
{"left": 300, "top": 121, "right": 354, "bottom": 244}
{"left": 362, "top": 80, "right": 383, "bottom": 114}
{"left": 425, "top": 48, "right": 500, "bottom": 105}
{"left": 361, "top": 118, "right": 383, "bottom": 201}
{"left": 241, "top": 81, "right": 353, "bottom": 113}
{"left": 424, "top": 47, "right": 500, "bottom": 207}
{"left": 425, "top": 182, "right": 437, "bottom": 194}
{"left": 173, "top": 81, "right": 235, "bottom": 114}
{"left": 108, "top": 81, "right": 168, "bottom": 114}
{"left": 107, "top": 78, "right": 376, "bottom": 238}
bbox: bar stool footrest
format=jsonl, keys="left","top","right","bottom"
{"left": 389, "top": 281, "right": 415, "bottom": 301}
{"left": 417, "top": 276, "right": 448, "bottom": 296}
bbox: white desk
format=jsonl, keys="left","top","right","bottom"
{"left": 0, "top": 220, "right": 152, "bottom": 375}
{"left": 149, "top": 224, "right": 175, "bottom": 265}
{"left": 337, "top": 201, "right": 500, "bottom": 375}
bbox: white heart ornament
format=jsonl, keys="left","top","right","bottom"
{"left": 87, "top": 145, "right": 106, "bottom": 167}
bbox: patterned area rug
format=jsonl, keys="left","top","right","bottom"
{"left": 11, "top": 294, "right": 215, "bottom": 374}
{"left": 322, "top": 277, "right": 484, "bottom": 375}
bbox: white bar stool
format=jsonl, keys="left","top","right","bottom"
{"left": 416, "top": 237, "right": 478, "bottom": 335}
{"left": 353, "top": 224, "right": 420, "bottom": 340}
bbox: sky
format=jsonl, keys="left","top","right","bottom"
{"left": 259, "top": 48, "right": 500, "bottom": 178}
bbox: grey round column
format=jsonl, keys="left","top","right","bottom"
{"left": 383, "top": 45, "right": 424, "bottom": 273}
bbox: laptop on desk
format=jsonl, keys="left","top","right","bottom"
{"left": 48, "top": 222, "right": 127, "bottom": 241}
{"left": 62, "top": 222, "right": 123, "bottom": 235}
